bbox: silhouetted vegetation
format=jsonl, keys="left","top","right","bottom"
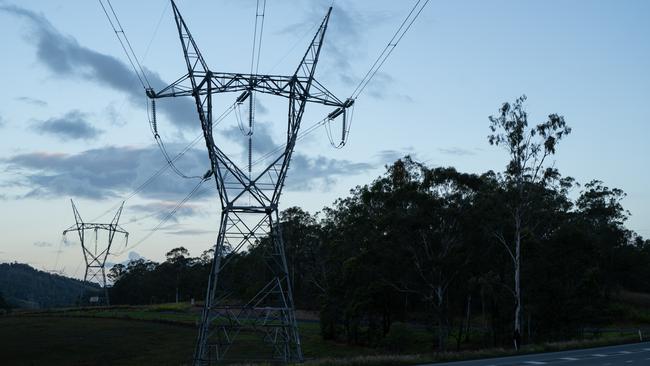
{"left": 0, "top": 262, "right": 100, "bottom": 308}
{"left": 106, "top": 97, "right": 649, "bottom": 351}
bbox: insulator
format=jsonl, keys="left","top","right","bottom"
{"left": 343, "top": 98, "right": 355, "bottom": 108}
{"left": 151, "top": 99, "right": 158, "bottom": 136}
{"left": 327, "top": 107, "right": 344, "bottom": 120}
{"left": 236, "top": 90, "right": 251, "bottom": 104}
{"left": 341, "top": 110, "right": 347, "bottom": 143}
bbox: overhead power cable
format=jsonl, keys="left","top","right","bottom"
{"left": 90, "top": 102, "right": 236, "bottom": 223}
{"left": 250, "top": 0, "right": 267, "bottom": 76}
{"left": 111, "top": 175, "right": 210, "bottom": 257}
{"left": 98, "top": 0, "right": 151, "bottom": 90}
{"left": 349, "top": 0, "right": 430, "bottom": 100}
{"left": 320, "top": 0, "right": 429, "bottom": 149}
{"left": 141, "top": 0, "right": 171, "bottom": 63}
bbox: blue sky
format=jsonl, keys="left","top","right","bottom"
{"left": 0, "top": 0, "right": 648, "bottom": 278}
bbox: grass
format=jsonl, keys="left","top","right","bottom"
{"left": 0, "top": 316, "right": 195, "bottom": 366}
{"left": 4, "top": 303, "right": 650, "bottom": 365}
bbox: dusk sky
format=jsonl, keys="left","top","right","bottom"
{"left": 0, "top": 0, "right": 648, "bottom": 279}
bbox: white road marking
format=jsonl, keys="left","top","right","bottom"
{"left": 620, "top": 350, "right": 632, "bottom": 354}
{"left": 524, "top": 362, "right": 546, "bottom": 365}
{"left": 560, "top": 357, "right": 578, "bottom": 361}
{"left": 592, "top": 353, "right": 607, "bottom": 357}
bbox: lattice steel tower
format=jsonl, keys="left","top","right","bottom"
{"left": 146, "top": 1, "right": 353, "bottom": 363}
{"left": 63, "top": 200, "right": 128, "bottom": 306}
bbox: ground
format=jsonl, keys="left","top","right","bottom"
{"left": 1, "top": 302, "right": 649, "bottom": 366}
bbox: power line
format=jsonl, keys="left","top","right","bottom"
{"left": 141, "top": 0, "right": 171, "bottom": 63}
{"left": 90, "top": 101, "right": 236, "bottom": 223}
{"left": 350, "top": 0, "right": 430, "bottom": 100}
{"left": 111, "top": 176, "right": 210, "bottom": 257}
{"left": 250, "top": 0, "right": 267, "bottom": 75}
{"left": 98, "top": 0, "right": 151, "bottom": 89}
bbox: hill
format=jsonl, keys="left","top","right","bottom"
{"left": 0, "top": 262, "right": 100, "bottom": 308}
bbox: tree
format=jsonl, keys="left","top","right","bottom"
{"left": 409, "top": 165, "right": 482, "bottom": 350}
{"left": 487, "top": 95, "right": 571, "bottom": 346}
{"left": 0, "top": 291, "right": 11, "bottom": 313}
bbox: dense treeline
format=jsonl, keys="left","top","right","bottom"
{"left": 108, "top": 159, "right": 649, "bottom": 349}
{"left": 109, "top": 97, "right": 650, "bottom": 350}
{"left": 0, "top": 262, "right": 99, "bottom": 308}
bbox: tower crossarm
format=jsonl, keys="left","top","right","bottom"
{"left": 63, "top": 223, "right": 126, "bottom": 234}
{"left": 148, "top": 72, "right": 345, "bottom": 108}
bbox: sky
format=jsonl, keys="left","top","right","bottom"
{"left": 0, "top": 0, "right": 648, "bottom": 279}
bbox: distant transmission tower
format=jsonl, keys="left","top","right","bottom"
{"left": 63, "top": 200, "right": 128, "bottom": 306}
{"left": 146, "top": 1, "right": 353, "bottom": 363}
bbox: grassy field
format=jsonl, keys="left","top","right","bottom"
{"left": 2, "top": 303, "right": 649, "bottom": 365}
{"left": 1, "top": 305, "right": 383, "bottom": 365}
{"left": 0, "top": 316, "right": 196, "bottom": 366}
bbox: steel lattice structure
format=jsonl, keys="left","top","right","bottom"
{"left": 146, "top": 1, "right": 352, "bottom": 364}
{"left": 63, "top": 200, "right": 128, "bottom": 306}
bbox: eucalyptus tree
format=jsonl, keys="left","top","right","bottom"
{"left": 487, "top": 95, "right": 571, "bottom": 345}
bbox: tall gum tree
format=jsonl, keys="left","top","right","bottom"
{"left": 487, "top": 95, "right": 571, "bottom": 345}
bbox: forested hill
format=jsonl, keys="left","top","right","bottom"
{"left": 0, "top": 262, "right": 98, "bottom": 309}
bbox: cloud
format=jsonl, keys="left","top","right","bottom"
{"left": 0, "top": 4, "right": 196, "bottom": 130}
{"left": 255, "top": 98, "right": 269, "bottom": 115}
{"left": 286, "top": 153, "right": 374, "bottom": 191}
{"left": 106, "top": 251, "right": 143, "bottom": 268}
{"left": 130, "top": 201, "right": 204, "bottom": 222}
{"left": 166, "top": 228, "right": 216, "bottom": 236}
{"left": 0, "top": 115, "right": 4, "bottom": 128}
{"left": 15, "top": 96, "right": 47, "bottom": 107}
{"left": 128, "top": 251, "right": 142, "bottom": 261}
{"left": 33, "top": 110, "right": 103, "bottom": 141}
{"left": 2, "top": 144, "right": 211, "bottom": 200}
{"left": 437, "top": 147, "right": 477, "bottom": 156}
{"left": 220, "top": 120, "right": 277, "bottom": 155}
{"left": 219, "top": 118, "right": 376, "bottom": 190}
{"left": 105, "top": 102, "right": 127, "bottom": 127}
{"left": 33, "top": 241, "right": 53, "bottom": 247}
{"left": 62, "top": 235, "right": 76, "bottom": 247}
{"left": 362, "top": 71, "right": 413, "bottom": 102}
{"left": 376, "top": 148, "right": 417, "bottom": 164}
{"left": 280, "top": 1, "right": 366, "bottom": 82}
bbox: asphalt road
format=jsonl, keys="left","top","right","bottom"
{"left": 423, "top": 342, "right": 650, "bottom": 366}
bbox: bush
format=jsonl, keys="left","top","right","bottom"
{"left": 381, "top": 322, "right": 417, "bottom": 354}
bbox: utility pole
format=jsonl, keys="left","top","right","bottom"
{"left": 63, "top": 200, "right": 128, "bottom": 306}
{"left": 146, "top": 1, "right": 352, "bottom": 363}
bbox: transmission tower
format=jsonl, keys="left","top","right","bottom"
{"left": 63, "top": 200, "right": 128, "bottom": 306}
{"left": 146, "top": 1, "right": 353, "bottom": 363}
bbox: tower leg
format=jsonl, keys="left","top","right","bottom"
{"left": 193, "top": 209, "right": 303, "bottom": 364}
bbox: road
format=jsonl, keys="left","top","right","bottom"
{"left": 423, "top": 342, "right": 650, "bottom": 366}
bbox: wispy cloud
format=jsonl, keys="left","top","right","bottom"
{"left": 2, "top": 144, "right": 210, "bottom": 200}
{"left": 376, "top": 148, "right": 417, "bottom": 164}
{"left": 437, "top": 147, "right": 477, "bottom": 156}
{"left": 129, "top": 201, "right": 204, "bottom": 222}
{"left": 15, "top": 96, "right": 47, "bottom": 107}
{"left": 33, "top": 110, "right": 103, "bottom": 141}
{"left": 286, "top": 153, "right": 374, "bottom": 191}
{"left": 220, "top": 119, "right": 377, "bottom": 190}
{"left": 33, "top": 241, "right": 53, "bottom": 247}
{"left": 0, "top": 4, "right": 196, "bottom": 131}
{"left": 166, "top": 228, "right": 215, "bottom": 236}
{"left": 279, "top": 1, "right": 383, "bottom": 86}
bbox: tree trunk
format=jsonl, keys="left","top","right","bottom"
{"left": 464, "top": 294, "right": 472, "bottom": 342}
{"left": 436, "top": 285, "right": 447, "bottom": 351}
{"left": 514, "top": 209, "right": 522, "bottom": 349}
